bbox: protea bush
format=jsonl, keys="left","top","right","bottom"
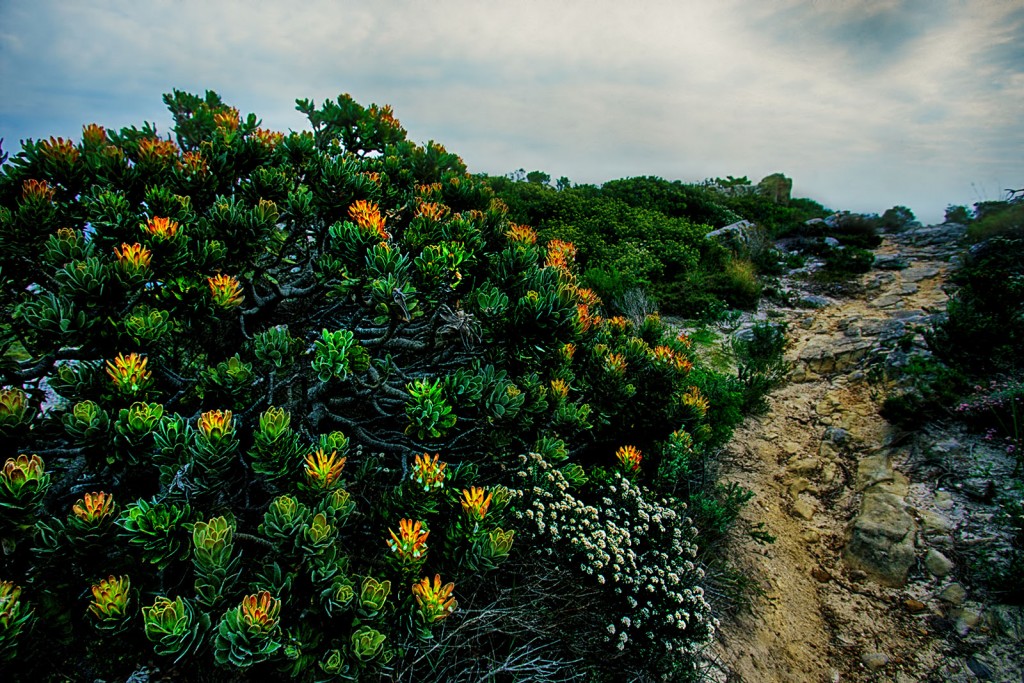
{"left": 0, "top": 90, "right": 728, "bottom": 680}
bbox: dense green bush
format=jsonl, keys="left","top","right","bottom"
{"left": 0, "top": 90, "right": 746, "bottom": 680}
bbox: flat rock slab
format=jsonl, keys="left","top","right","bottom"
{"left": 902, "top": 265, "right": 941, "bottom": 283}
{"left": 844, "top": 490, "right": 917, "bottom": 587}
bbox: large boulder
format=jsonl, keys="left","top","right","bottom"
{"left": 706, "top": 219, "right": 761, "bottom": 256}
{"left": 844, "top": 490, "right": 917, "bottom": 586}
{"left": 758, "top": 173, "right": 793, "bottom": 205}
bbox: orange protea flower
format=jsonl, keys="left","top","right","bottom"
{"left": 213, "top": 107, "right": 240, "bottom": 131}
{"left": 615, "top": 445, "right": 642, "bottom": 473}
{"left": 348, "top": 199, "right": 389, "bottom": 240}
{"left": 387, "top": 518, "right": 429, "bottom": 563}
{"left": 604, "top": 352, "right": 627, "bottom": 376}
{"left": 144, "top": 216, "right": 180, "bottom": 240}
{"left": 577, "top": 304, "right": 597, "bottom": 333}
{"left": 72, "top": 491, "right": 116, "bottom": 525}
{"left": 198, "top": 410, "right": 234, "bottom": 442}
{"left": 114, "top": 243, "right": 152, "bottom": 273}
{"left": 251, "top": 127, "right": 283, "bottom": 148}
{"left": 82, "top": 123, "right": 107, "bottom": 146}
{"left": 369, "top": 104, "right": 401, "bottom": 129}
{"left": 560, "top": 343, "right": 576, "bottom": 362}
{"left": 105, "top": 353, "right": 153, "bottom": 394}
{"left": 362, "top": 171, "right": 381, "bottom": 184}
{"left": 21, "top": 179, "right": 56, "bottom": 202}
{"left": 412, "top": 574, "right": 457, "bottom": 623}
{"left": 410, "top": 453, "right": 447, "bottom": 492}
{"left": 304, "top": 448, "right": 347, "bottom": 491}
{"left": 208, "top": 274, "right": 244, "bottom": 309}
{"left": 653, "top": 345, "right": 693, "bottom": 372}
{"left": 415, "top": 201, "right": 449, "bottom": 222}
{"left": 137, "top": 137, "right": 179, "bottom": 164}
{"left": 240, "top": 591, "right": 281, "bottom": 634}
{"left": 576, "top": 287, "right": 602, "bottom": 308}
{"left": 460, "top": 487, "right": 493, "bottom": 523}
{"left": 39, "top": 136, "right": 80, "bottom": 165}
{"left": 545, "top": 239, "right": 576, "bottom": 269}
{"left": 550, "top": 378, "right": 570, "bottom": 400}
{"left": 505, "top": 224, "right": 537, "bottom": 245}
{"left": 177, "top": 151, "right": 209, "bottom": 175}
{"left": 89, "top": 575, "right": 131, "bottom": 623}
{"left": 676, "top": 331, "right": 693, "bottom": 348}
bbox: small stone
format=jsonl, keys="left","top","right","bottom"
{"left": 934, "top": 490, "right": 954, "bottom": 510}
{"left": 925, "top": 549, "right": 954, "bottom": 577}
{"left": 782, "top": 441, "right": 801, "bottom": 456}
{"left": 955, "top": 607, "right": 983, "bottom": 634}
{"left": 849, "top": 569, "right": 868, "bottom": 582}
{"left": 793, "top": 499, "right": 815, "bottom": 520}
{"left": 789, "top": 458, "right": 820, "bottom": 475}
{"left": 811, "top": 567, "right": 832, "bottom": 583}
{"left": 918, "top": 509, "right": 953, "bottom": 535}
{"left": 904, "top": 599, "right": 927, "bottom": 613}
{"left": 861, "top": 652, "right": 889, "bottom": 671}
{"left": 789, "top": 478, "right": 812, "bottom": 499}
{"left": 800, "top": 529, "right": 821, "bottom": 543}
{"left": 937, "top": 583, "right": 966, "bottom": 605}
{"left": 824, "top": 427, "right": 850, "bottom": 445}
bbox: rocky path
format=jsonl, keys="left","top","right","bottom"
{"left": 707, "top": 226, "right": 1024, "bottom": 682}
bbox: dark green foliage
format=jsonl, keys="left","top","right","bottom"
{"left": 945, "top": 204, "right": 973, "bottom": 224}
{"left": 928, "top": 236, "right": 1024, "bottom": 374}
{"left": 967, "top": 201, "right": 1024, "bottom": 241}
{"left": 733, "top": 322, "right": 790, "bottom": 413}
{"left": 0, "top": 91, "right": 734, "bottom": 680}
{"left": 880, "top": 205, "right": 916, "bottom": 232}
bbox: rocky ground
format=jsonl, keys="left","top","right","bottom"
{"left": 701, "top": 225, "right": 1024, "bottom": 682}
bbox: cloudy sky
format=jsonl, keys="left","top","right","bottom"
{"left": 2, "top": 0, "right": 1022, "bottom": 224}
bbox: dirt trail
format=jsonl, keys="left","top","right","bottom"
{"left": 704, "top": 227, "right": 1015, "bottom": 682}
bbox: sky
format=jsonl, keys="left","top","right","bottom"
{"left": 1, "top": 0, "right": 1022, "bottom": 225}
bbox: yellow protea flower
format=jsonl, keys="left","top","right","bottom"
{"left": 606, "top": 316, "right": 631, "bottom": 331}
{"left": 411, "top": 574, "right": 457, "bottom": 624}
{"left": 604, "top": 352, "right": 627, "bottom": 376}
{"left": 679, "top": 386, "right": 710, "bottom": 417}
{"left": 460, "top": 487, "right": 493, "bottom": 523}
{"left": 137, "top": 137, "right": 179, "bottom": 164}
{"left": 575, "top": 287, "right": 602, "bottom": 308}
{"left": 387, "top": 518, "right": 429, "bottom": 563}
{"left": 560, "top": 343, "right": 576, "bottom": 362}
{"left": 21, "top": 179, "right": 56, "bottom": 202}
{"left": 550, "top": 378, "right": 569, "bottom": 400}
{"left": 415, "top": 201, "right": 449, "bottom": 222}
{"left": 198, "top": 410, "right": 234, "bottom": 441}
{"left": 113, "top": 243, "right": 152, "bottom": 273}
{"left": 89, "top": 575, "right": 131, "bottom": 623}
{"left": 144, "top": 216, "right": 180, "bottom": 240}
{"left": 410, "top": 453, "right": 446, "bottom": 492}
{"left": 105, "top": 353, "right": 153, "bottom": 394}
{"left": 348, "top": 200, "right": 389, "bottom": 240}
{"left": 213, "top": 107, "right": 240, "bottom": 131}
{"left": 82, "top": 123, "right": 107, "bottom": 146}
{"left": 72, "top": 491, "right": 116, "bottom": 525}
{"left": 615, "top": 445, "right": 643, "bottom": 473}
{"left": 505, "top": 224, "right": 537, "bottom": 245}
{"left": 304, "top": 448, "right": 347, "bottom": 491}
{"left": 39, "top": 136, "right": 80, "bottom": 164}
{"left": 208, "top": 274, "right": 244, "bottom": 309}
{"left": 239, "top": 590, "right": 280, "bottom": 634}
{"left": 415, "top": 182, "right": 443, "bottom": 199}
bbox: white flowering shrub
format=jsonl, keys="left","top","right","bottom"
{"left": 511, "top": 452, "right": 716, "bottom": 676}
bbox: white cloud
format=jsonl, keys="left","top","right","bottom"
{"left": 1, "top": 0, "right": 1022, "bottom": 222}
